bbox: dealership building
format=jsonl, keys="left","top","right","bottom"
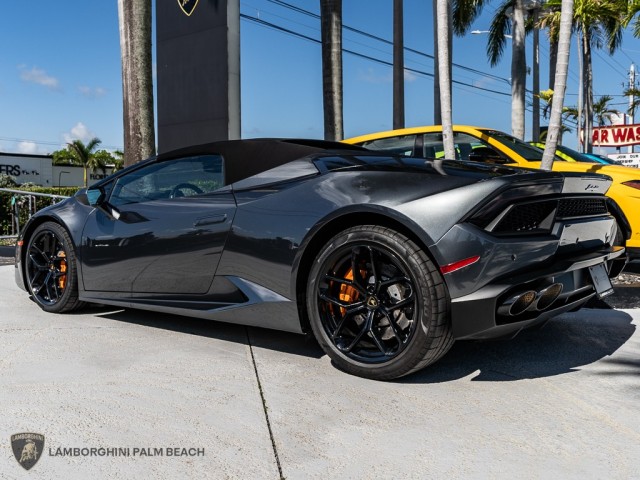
{"left": 0, "top": 152, "right": 112, "bottom": 187}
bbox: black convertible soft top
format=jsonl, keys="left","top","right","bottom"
{"left": 157, "top": 138, "right": 367, "bottom": 185}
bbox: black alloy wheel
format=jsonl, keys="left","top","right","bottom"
{"left": 25, "top": 222, "right": 83, "bottom": 313}
{"left": 307, "top": 225, "right": 453, "bottom": 380}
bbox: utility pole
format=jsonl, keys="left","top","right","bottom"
{"left": 630, "top": 63, "right": 636, "bottom": 154}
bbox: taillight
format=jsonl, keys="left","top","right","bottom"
{"left": 622, "top": 180, "right": 640, "bottom": 190}
{"left": 440, "top": 255, "right": 480, "bottom": 275}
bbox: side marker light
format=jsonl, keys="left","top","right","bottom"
{"left": 440, "top": 255, "right": 481, "bottom": 275}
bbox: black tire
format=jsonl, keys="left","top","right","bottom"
{"left": 613, "top": 219, "right": 625, "bottom": 248}
{"left": 25, "top": 221, "right": 83, "bottom": 313}
{"left": 307, "top": 225, "right": 453, "bottom": 380}
{"left": 609, "top": 220, "right": 627, "bottom": 278}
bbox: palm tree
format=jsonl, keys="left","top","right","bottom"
{"left": 453, "top": 0, "right": 527, "bottom": 139}
{"left": 434, "top": 0, "right": 453, "bottom": 124}
{"left": 112, "top": 150, "right": 125, "bottom": 172}
{"left": 540, "top": 0, "right": 625, "bottom": 153}
{"left": 624, "top": 0, "right": 640, "bottom": 37}
{"left": 393, "top": 0, "right": 405, "bottom": 129}
{"left": 320, "top": 0, "right": 343, "bottom": 141}
{"left": 482, "top": 0, "right": 528, "bottom": 139}
{"left": 592, "top": 95, "right": 617, "bottom": 126}
{"left": 536, "top": 89, "right": 574, "bottom": 142}
{"left": 117, "top": 0, "right": 155, "bottom": 166}
{"left": 510, "top": 0, "right": 527, "bottom": 140}
{"left": 623, "top": 86, "right": 640, "bottom": 115}
{"left": 437, "top": 0, "right": 455, "bottom": 159}
{"left": 66, "top": 138, "right": 104, "bottom": 187}
{"left": 541, "top": 0, "right": 574, "bottom": 170}
{"left": 51, "top": 148, "right": 76, "bottom": 166}
{"left": 452, "top": 0, "right": 490, "bottom": 34}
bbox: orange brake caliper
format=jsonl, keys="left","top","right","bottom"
{"left": 338, "top": 268, "right": 362, "bottom": 315}
{"left": 57, "top": 251, "right": 67, "bottom": 290}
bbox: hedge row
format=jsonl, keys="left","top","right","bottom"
{"left": 0, "top": 186, "right": 80, "bottom": 237}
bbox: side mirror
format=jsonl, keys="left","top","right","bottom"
{"left": 86, "top": 187, "right": 105, "bottom": 207}
{"left": 86, "top": 186, "right": 121, "bottom": 220}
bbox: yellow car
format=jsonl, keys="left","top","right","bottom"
{"left": 345, "top": 126, "right": 640, "bottom": 258}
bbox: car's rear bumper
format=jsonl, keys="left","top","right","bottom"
{"left": 450, "top": 246, "right": 625, "bottom": 340}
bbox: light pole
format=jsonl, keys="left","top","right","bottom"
{"left": 471, "top": 30, "right": 512, "bottom": 38}
{"left": 629, "top": 64, "right": 636, "bottom": 154}
{"left": 58, "top": 171, "right": 70, "bottom": 193}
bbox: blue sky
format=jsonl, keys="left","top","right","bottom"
{"left": 1, "top": 0, "right": 638, "bottom": 156}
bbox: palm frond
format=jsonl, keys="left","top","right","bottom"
{"left": 487, "top": 0, "right": 513, "bottom": 66}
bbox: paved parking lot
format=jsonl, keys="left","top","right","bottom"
{"left": 0, "top": 246, "right": 14, "bottom": 266}
{"left": 1, "top": 263, "right": 639, "bottom": 479}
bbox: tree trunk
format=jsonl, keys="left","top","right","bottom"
{"left": 393, "top": 0, "right": 405, "bottom": 130}
{"left": 432, "top": 0, "right": 451, "bottom": 126}
{"left": 320, "top": 0, "right": 343, "bottom": 141}
{"left": 532, "top": 10, "right": 540, "bottom": 142}
{"left": 541, "top": 0, "right": 574, "bottom": 171}
{"left": 577, "top": 33, "right": 583, "bottom": 151}
{"left": 548, "top": 36, "right": 558, "bottom": 89}
{"left": 433, "top": 0, "right": 441, "bottom": 124}
{"left": 511, "top": 0, "right": 527, "bottom": 140}
{"left": 118, "top": 0, "right": 155, "bottom": 167}
{"left": 583, "top": 33, "right": 594, "bottom": 154}
{"left": 437, "top": 0, "right": 455, "bottom": 160}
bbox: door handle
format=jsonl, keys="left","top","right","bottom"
{"left": 194, "top": 214, "right": 227, "bottom": 227}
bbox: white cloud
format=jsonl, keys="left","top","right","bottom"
{"left": 17, "top": 141, "right": 45, "bottom": 154}
{"left": 359, "top": 68, "right": 392, "bottom": 84}
{"left": 358, "top": 68, "right": 421, "bottom": 85}
{"left": 62, "top": 122, "right": 96, "bottom": 144}
{"left": 404, "top": 69, "right": 418, "bottom": 82}
{"left": 18, "top": 65, "right": 60, "bottom": 90}
{"left": 78, "top": 85, "right": 107, "bottom": 98}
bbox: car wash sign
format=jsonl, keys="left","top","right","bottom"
{"left": 588, "top": 124, "right": 640, "bottom": 147}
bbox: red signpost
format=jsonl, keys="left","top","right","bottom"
{"left": 585, "top": 124, "right": 640, "bottom": 148}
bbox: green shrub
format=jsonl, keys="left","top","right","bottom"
{"left": 0, "top": 186, "right": 80, "bottom": 237}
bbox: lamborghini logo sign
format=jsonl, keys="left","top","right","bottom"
{"left": 11, "top": 433, "right": 45, "bottom": 471}
{"left": 178, "top": 0, "right": 199, "bottom": 16}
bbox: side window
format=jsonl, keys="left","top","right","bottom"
{"left": 422, "top": 132, "right": 507, "bottom": 163}
{"left": 422, "top": 132, "right": 449, "bottom": 159}
{"left": 109, "top": 155, "right": 225, "bottom": 206}
{"left": 360, "top": 135, "right": 417, "bottom": 157}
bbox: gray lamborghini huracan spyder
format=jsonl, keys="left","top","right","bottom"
{"left": 15, "top": 139, "right": 626, "bottom": 379}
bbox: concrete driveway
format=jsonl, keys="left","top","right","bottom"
{"left": 1, "top": 264, "right": 639, "bottom": 479}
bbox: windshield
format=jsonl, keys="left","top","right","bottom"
{"left": 481, "top": 130, "right": 566, "bottom": 162}
{"left": 555, "top": 145, "right": 599, "bottom": 163}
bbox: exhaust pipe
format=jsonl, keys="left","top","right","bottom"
{"left": 498, "top": 290, "right": 537, "bottom": 316}
{"left": 498, "top": 282, "right": 564, "bottom": 317}
{"left": 534, "top": 283, "right": 563, "bottom": 311}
